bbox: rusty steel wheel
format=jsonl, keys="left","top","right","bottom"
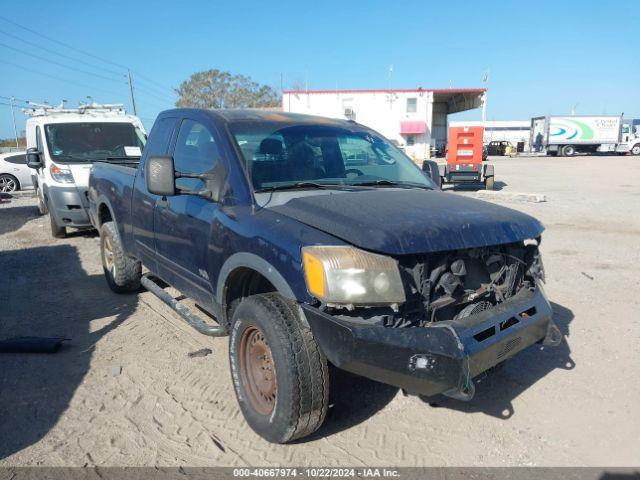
{"left": 239, "top": 325, "right": 277, "bottom": 415}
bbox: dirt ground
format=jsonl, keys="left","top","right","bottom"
{"left": 0, "top": 155, "right": 638, "bottom": 467}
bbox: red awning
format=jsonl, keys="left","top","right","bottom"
{"left": 400, "top": 121, "right": 427, "bottom": 134}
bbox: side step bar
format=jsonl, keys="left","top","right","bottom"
{"left": 141, "top": 274, "right": 227, "bottom": 337}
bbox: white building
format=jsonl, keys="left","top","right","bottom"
{"left": 282, "top": 88, "right": 485, "bottom": 160}
{"left": 449, "top": 120, "right": 532, "bottom": 151}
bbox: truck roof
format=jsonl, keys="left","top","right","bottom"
{"left": 24, "top": 103, "right": 143, "bottom": 128}
{"left": 26, "top": 113, "right": 143, "bottom": 126}
{"left": 160, "top": 108, "right": 357, "bottom": 128}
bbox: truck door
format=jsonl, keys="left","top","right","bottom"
{"left": 153, "top": 117, "right": 221, "bottom": 308}
{"left": 132, "top": 116, "right": 178, "bottom": 271}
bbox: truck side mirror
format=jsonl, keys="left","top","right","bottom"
{"left": 26, "top": 147, "right": 43, "bottom": 169}
{"left": 146, "top": 155, "right": 176, "bottom": 196}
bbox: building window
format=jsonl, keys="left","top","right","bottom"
{"left": 406, "top": 135, "right": 415, "bottom": 146}
{"left": 406, "top": 98, "right": 417, "bottom": 113}
{"left": 344, "top": 107, "right": 356, "bottom": 120}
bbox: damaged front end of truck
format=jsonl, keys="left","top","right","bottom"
{"left": 301, "top": 238, "right": 562, "bottom": 400}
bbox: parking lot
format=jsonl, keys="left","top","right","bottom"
{"left": 0, "top": 154, "right": 638, "bottom": 467}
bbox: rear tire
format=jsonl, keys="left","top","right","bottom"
{"left": 100, "top": 221, "right": 141, "bottom": 293}
{"left": 485, "top": 176, "right": 495, "bottom": 190}
{"left": 0, "top": 174, "right": 19, "bottom": 193}
{"left": 562, "top": 145, "right": 576, "bottom": 157}
{"left": 229, "top": 293, "right": 329, "bottom": 443}
{"left": 49, "top": 211, "right": 66, "bottom": 238}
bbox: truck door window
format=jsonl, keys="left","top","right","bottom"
{"left": 173, "top": 119, "right": 220, "bottom": 191}
{"left": 145, "top": 117, "right": 176, "bottom": 157}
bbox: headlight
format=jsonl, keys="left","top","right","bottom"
{"left": 302, "top": 246, "right": 406, "bottom": 308}
{"left": 50, "top": 164, "right": 74, "bottom": 184}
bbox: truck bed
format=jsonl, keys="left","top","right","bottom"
{"left": 88, "top": 161, "right": 138, "bottom": 240}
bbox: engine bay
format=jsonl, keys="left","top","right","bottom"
{"left": 329, "top": 239, "right": 545, "bottom": 328}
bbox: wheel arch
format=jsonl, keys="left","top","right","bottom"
{"left": 217, "top": 253, "right": 297, "bottom": 325}
{"left": 93, "top": 194, "right": 118, "bottom": 229}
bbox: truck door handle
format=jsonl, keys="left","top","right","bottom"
{"left": 157, "top": 197, "right": 168, "bottom": 208}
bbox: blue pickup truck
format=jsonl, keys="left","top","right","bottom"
{"left": 88, "top": 109, "right": 560, "bottom": 443}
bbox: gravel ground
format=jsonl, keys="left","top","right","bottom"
{"left": 0, "top": 155, "right": 638, "bottom": 467}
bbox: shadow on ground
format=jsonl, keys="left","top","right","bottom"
{"left": 0, "top": 205, "right": 40, "bottom": 236}
{"left": 444, "top": 181, "right": 508, "bottom": 192}
{"left": 0, "top": 244, "right": 137, "bottom": 460}
{"left": 298, "top": 367, "right": 399, "bottom": 442}
{"left": 421, "top": 301, "right": 575, "bottom": 419}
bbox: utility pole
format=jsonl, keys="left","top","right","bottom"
{"left": 482, "top": 69, "right": 489, "bottom": 125}
{"left": 9, "top": 96, "right": 19, "bottom": 148}
{"left": 127, "top": 69, "right": 137, "bottom": 115}
{"left": 387, "top": 64, "right": 393, "bottom": 108}
{"left": 570, "top": 102, "right": 579, "bottom": 115}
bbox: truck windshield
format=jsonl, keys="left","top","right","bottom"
{"left": 44, "top": 122, "right": 146, "bottom": 162}
{"left": 230, "top": 123, "right": 434, "bottom": 191}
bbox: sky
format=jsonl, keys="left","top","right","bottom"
{"left": 1, "top": 0, "right": 638, "bottom": 139}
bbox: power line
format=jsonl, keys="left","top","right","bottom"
{"left": 0, "top": 59, "right": 126, "bottom": 99}
{"left": 0, "top": 29, "right": 125, "bottom": 79}
{"left": 0, "top": 16, "right": 176, "bottom": 112}
{"left": 0, "top": 27, "right": 176, "bottom": 99}
{"left": 0, "top": 41, "right": 128, "bottom": 84}
{"left": 0, "top": 14, "right": 128, "bottom": 71}
{"left": 133, "top": 71, "right": 176, "bottom": 96}
{"left": 134, "top": 76, "right": 177, "bottom": 99}
{"left": 133, "top": 85, "right": 175, "bottom": 104}
{"left": 0, "top": 94, "right": 30, "bottom": 105}
{"left": 135, "top": 97, "right": 173, "bottom": 110}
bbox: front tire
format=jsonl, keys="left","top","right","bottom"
{"left": 100, "top": 221, "right": 141, "bottom": 293}
{"left": 631, "top": 144, "right": 640, "bottom": 156}
{"left": 36, "top": 187, "right": 48, "bottom": 215}
{"left": 229, "top": 293, "right": 329, "bottom": 443}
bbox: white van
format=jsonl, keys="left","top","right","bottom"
{"left": 25, "top": 103, "right": 146, "bottom": 237}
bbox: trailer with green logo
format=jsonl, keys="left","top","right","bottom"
{"left": 530, "top": 115, "right": 639, "bottom": 156}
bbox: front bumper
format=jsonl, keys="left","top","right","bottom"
{"left": 47, "top": 185, "right": 91, "bottom": 228}
{"left": 302, "top": 287, "right": 560, "bottom": 399}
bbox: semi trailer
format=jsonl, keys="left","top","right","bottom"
{"left": 530, "top": 115, "right": 639, "bottom": 156}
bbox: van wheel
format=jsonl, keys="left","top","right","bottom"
{"left": 36, "top": 189, "right": 48, "bottom": 215}
{"left": 485, "top": 176, "right": 495, "bottom": 190}
{"left": 229, "top": 293, "right": 329, "bottom": 443}
{"left": 49, "top": 212, "right": 66, "bottom": 238}
{"left": 100, "top": 221, "right": 141, "bottom": 293}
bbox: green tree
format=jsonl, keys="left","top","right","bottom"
{"left": 175, "top": 69, "right": 280, "bottom": 109}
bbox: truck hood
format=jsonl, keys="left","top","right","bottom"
{"left": 269, "top": 189, "right": 544, "bottom": 255}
